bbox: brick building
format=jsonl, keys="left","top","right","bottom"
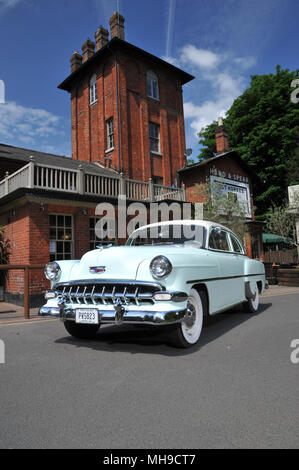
{"left": 178, "top": 118, "right": 264, "bottom": 260}
{"left": 59, "top": 11, "right": 194, "bottom": 186}
{"left": 0, "top": 12, "right": 191, "bottom": 306}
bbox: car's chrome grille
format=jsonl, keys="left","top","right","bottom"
{"left": 55, "top": 280, "right": 163, "bottom": 306}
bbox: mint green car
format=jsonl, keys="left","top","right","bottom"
{"left": 39, "top": 220, "right": 266, "bottom": 348}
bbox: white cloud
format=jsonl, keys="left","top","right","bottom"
{"left": 233, "top": 56, "right": 257, "bottom": 69}
{"left": 179, "top": 45, "right": 221, "bottom": 69}
{"left": 161, "top": 45, "right": 255, "bottom": 147}
{"left": 184, "top": 72, "right": 244, "bottom": 137}
{"left": 0, "top": 0, "right": 22, "bottom": 9}
{"left": 0, "top": 101, "right": 68, "bottom": 154}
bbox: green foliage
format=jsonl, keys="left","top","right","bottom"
{"left": 265, "top": 205, "right": 295, "bottom": 241}
{"left": 196, "top": 66, "right": 299, "bottom": 218}
{"left": 193, "top": 179, "right": 247, "bottom": 243}
{"left": 0, "top": 226, "right": 10, "bottom": 284}
{"left": 0, "top": 226, "right": 9, "bottom": 265}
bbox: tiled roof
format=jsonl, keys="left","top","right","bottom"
{"left": 0, "top": 143, "right": 120, "bottom": 177}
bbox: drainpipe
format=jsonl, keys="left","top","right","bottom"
{"left": 108, "top": 44, "right": 121, "bottom": 172}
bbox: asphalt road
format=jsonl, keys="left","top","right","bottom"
{"left": 0, "top": 293, "right": 298, "bottom": 449}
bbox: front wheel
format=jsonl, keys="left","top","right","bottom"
{"left": 243, "top": 282, "right": 259, "bottom": 313}
{"left": 64, "top": 320, "right": 100, "bottom": 339}
{"left": 168, "top": 288, "right": 206, "bottom": 348}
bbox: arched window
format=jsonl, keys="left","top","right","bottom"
{"left": 90, "top": 74, "right": 97, "bottom": 105}
{"left": 146, "top": 70, "right": 159, "bottom": 100}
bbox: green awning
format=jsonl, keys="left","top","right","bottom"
{"left": 262, "top": 233, "right": 294, "bottom": 244}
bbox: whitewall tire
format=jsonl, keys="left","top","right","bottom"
{"left": 168, "top": 288, "right": 206, "bottom": 348}
{"left": 243, "top": 282, "right": 260, "bottom": 313}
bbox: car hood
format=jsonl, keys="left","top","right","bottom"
{"left": 67, "top": 245, "right": 198, "bottom": 282}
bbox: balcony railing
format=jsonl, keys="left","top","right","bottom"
{"left": 0, "top": 159, "right": 186, "bottom": 202}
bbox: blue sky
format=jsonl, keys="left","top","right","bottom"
{"left": 0, "top": 0, "right": 298, "bottom": 159}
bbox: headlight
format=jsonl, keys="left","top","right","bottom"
{"left": 44, "top": 262, "right": 61, "bottom": 281}
{"left": 150, "top": 256, "right": 172, "bottom": 279}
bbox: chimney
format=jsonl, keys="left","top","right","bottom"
{"left": 95, "top": 26, "right": 109, "bottom": 51}
{"left": 70, "top": 51, "right": 82, "bottom": 72}
{"left": 215, "top": 117, "right": 229, "bottom": 154}
{"left": 81, "top": 38, "right": 95, "bottom": 62}
{"left": 109, "top": 11, "right": 125, "bottom": 40}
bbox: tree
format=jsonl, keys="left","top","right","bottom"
{"left": 196, "top": 66, "right": 299, "bottom": 219}
{"left": 265, "top": 205, "right": 295, "bottom": 240}
{"left": 193, "top": 179, "right": 247, "bottom": 243}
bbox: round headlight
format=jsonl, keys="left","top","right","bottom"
{"left": 44, "top": 262, "right": 61, "bottom": 281}
{"left": 150, "top": 256, "right": 172, "bottom": 279}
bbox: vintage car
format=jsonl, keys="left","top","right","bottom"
{"left": 39, "top": 220, "right": 266, "bottom": 348}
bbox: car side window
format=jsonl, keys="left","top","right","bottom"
{"left": 209, "top": 229, "right": 230, "bottom": 251}
{"left": 230, "top": 234, "right": 244, "bottom": 254}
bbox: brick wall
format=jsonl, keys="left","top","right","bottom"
{"left": 69, "top": 50, "right": 186, "bottom": 186}
{"left": 180, "top": 155, "right": 254, "bottom": 207}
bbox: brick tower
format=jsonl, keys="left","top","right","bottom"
{"left": 58, "top": 12, "right": 194, "bottom": 186}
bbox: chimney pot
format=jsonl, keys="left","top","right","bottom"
{"left": 109, "top": 11, "right": 125, "bottom": 40}
{"left": 82, "top": 38, "right": 95, "bottom": 62}
{"left": 70, "top": 51, "right": 83, "bottom": 72}
{"left": 95, "top": 25, "right": 109, "bottom": 51}
{"left": 215, "top": 117, "right": 229, "bottom": 154}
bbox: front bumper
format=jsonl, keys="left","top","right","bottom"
{"left": 38, "top": 305, "right": 187, "bottom": 326}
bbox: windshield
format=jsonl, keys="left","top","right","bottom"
{"left": 127, "top": 224, "right": 206, "bottom": 248}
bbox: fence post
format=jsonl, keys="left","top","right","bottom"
{"left": 148, "top": 178, "right": 154, "bottom": 202}
{"left": 28, "top": 156, "right": 35, "bottom": 188}
{"left": 182, "top": 183, "right": 186, "bottom": 202}
{"left": 24, "top": 267, "right": 30, "bottom": 319}
{"left": 78, "top": 165, "right": 85, "bottom": 195}
{"left": 120, "top": 172, "right": 126, "bottom": 196}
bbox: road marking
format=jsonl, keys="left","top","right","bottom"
{"left": 0, "top": 319, "right": 58, "bottom": 327}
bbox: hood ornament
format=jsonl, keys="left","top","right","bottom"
{"left": 96, "top": 243, "right": 113, "bottom": 251}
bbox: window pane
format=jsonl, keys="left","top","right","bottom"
{"left": 65, "top": 216, "right": 72, "bottom": 227}
{"left": 57, "top": 215, "right": 64, "bottom": 227}
{"left": 49, "top": 214, "right": 73, "bottom": 261}
{"left": 146, "top": 78, "right": 152, "bottom": 96}
{"left": 231, "top": 235, "right": 242, "bottom": 253}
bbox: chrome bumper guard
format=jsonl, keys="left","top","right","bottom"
{"left": 38, "top": 305, "right": 187, "bottom": 326}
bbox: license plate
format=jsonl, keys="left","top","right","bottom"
{"left": 75, "top": 308, "right": 99, "bottom": 324}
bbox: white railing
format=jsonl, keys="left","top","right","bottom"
{"left": 153, "top": 184, "right": 185, "bottom": 201}
{"left": 85, "top": 172, "right": 120, "bottom": 197}
{"left": 34, "top": 163, "right": 78, "bottom": 193}
{"left": 0, "top": 160, "right": 186, "bottom": 202}
{"left": 126, "top": 179, "right": 149, "bottom": 201}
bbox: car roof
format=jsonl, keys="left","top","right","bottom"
{"left": 132, "top": 220, "right": 234, "bottom": 234}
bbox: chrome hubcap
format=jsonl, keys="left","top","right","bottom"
{"left": 184, "top": 302, "right": 196, "bottom": 328}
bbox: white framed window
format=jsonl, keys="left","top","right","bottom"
{"left": 90, "top": 74, "right": 97, "bottom": 105}
{"left": 49, "top": 214, "right": 73, "bottom": 261}
{"left": 106, "top": 118, "right": 114, "bottom": 150}
{"left": 149, "top": 122, "right": 160, "bottom": 153}
{"left": 146, "top": 70, "right": 159, "bottom": 100}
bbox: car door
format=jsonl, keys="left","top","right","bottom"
{"left": 208, "top": 227, "right": 244, "bottom": 309}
